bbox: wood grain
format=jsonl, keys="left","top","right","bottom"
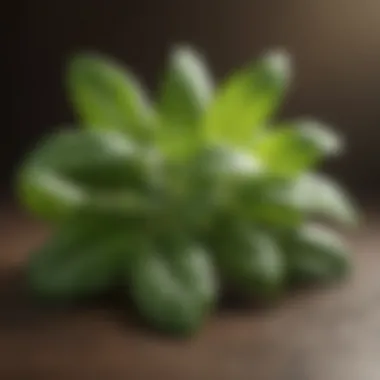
{"left": 0, "top": 205, "right": 379, "bottom": 380}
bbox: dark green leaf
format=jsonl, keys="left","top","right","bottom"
{"left": 29, "top": 221, "right": 127, "bottom": 299}
{"left": 285, "top": 224, "right": 351, "bottom": 283}
{"left": 211, "top": 223, "right": 285, "bottom": 299}
{"left": 234, "top": 176, "right": 304, "bottom": 228}
{"left": 129, "top": 242, "right": 218, "bottom": 335}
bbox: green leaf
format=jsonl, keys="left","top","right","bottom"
{"left": 17, "top": 169, "right": 88, "bottom": 222}
{"left": 254, "top": 119, "right": 344, "bottom": 177}
{"left": 237, "top": 172, "right": 358, "bottom": 229}
{"left": 18, "top": 168, "right": 157, "bottom": 222}
{"left": 233, "top": 175, "right": 304, "bottom": 228}
{"left": 210, "top": 221, "right": 285, "bottom": 299}
{"left": 67, "top": 53, "right": 155, "bottom": 140}
{"left": 157, "top": 46, "right": 214, "bottom": 158}
{"left": 203, "top": 49, "right": 291, "bottom": 148}
{"left": 16, "top": 130, "right": 159, "bottom": 222}
{"left": 21, "top": 130, "right": 141, "bottom": 179}
{"left": 243, "top": 199, "right": 304, "bottom": 228}
{"left": 129, "top": 242, "right": 218, "bottom": 335}
{"left": 28, "top": 221, "right": 127, "bottom": 299}
{"left": 284, "top": 223, "right": 351, "bottom": 283}
{"left": 285, "top": 173, "right": 359, "bottom": 227}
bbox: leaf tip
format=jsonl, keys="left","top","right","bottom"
{"left": 296, "top": 118, "right": 346, "bottom": 157}
{"left": 261, "top": 48, "right": 293, "bottom": 84}
{"left": 171, "top": 43, "right": 203, "bottom": 60}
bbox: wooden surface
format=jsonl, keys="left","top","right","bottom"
{"left": 0, "top": 205, "right": 379, "bottom": 380}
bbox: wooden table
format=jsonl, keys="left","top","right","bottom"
{"left": 0, "top": 204, "right": 379, "bottom": 380}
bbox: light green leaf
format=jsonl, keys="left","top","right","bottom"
{"left": 254, "top": 119, "right": 344, "bottom": 176}
{"left": 67, "top": 53, "right": 155, "bottom": 140}
{"left": 203, "top": 49, "right": 292, "bottom": 148}
{"left": 157, "top": 46, "right": 214, "bottom": 158}
{"left": 286, "top": 173, "right": 359, "bottom": 227}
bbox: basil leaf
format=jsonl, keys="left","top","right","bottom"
{"left": 29, "top": 221, "right": 127, "bottom": 299}
{"left": 286, "top": 173, "right": 359, "bottom": 227}
{"left": 157, "top": 46, "right": 213, "bottom": 158}
{"left": 254, "top": 119, "right": 343, "bottom": 177}
{"left": 210, "top": 222, "right": 285, "bottom": 299}
{"left": 203, "top": 50, "right": 291, "bottom": 148}
{"left": 130, "top": 243, "right": 217, "bottom": 335}
{"left": 285, "top": 223, "right": 351, "bottom": 283}
{"left": 67, "top": 53, "right": 155, "bottom": 140}
{"left": 236, "top": 178, "right": 304, "bottom": 228}
{"left": 17, "top": 130, "right": 159, "bottom": 221}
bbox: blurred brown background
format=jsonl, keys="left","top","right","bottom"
{"left": 5, "top": 0, "right": 380, "bottom": 200}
